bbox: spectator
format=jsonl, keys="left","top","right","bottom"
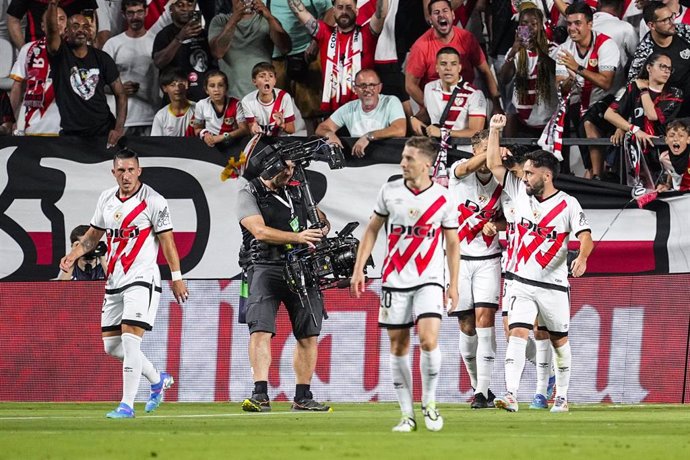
{"left": 410, "top": 47, "right": 487, "bottom": 152}
{"left": 1, "top": 0, "right": 11, "bottom": 43}
{"left": 55, "top": 224, "right": 106, "bottom": 281}
{"left": 192, "top": 70, "right": 249, "bottom": 147}
{"left": 606, "top": 53, "right": 682, "bottom": 150}
{"left": 499, "top": 5, "right": 557, "bottom": 138}
{"left": 209, "top": 0, "right": 291, "bottom": 100}
{"left": 316, "top": 68, "right": 406, "bottom": 157}
{"left": 289, "top": 0, "right": 388, "bottom": 113}
{"left": 241, "top": 62, "right": 297, "bottom": 137}
{"left": 6, "top": 0, "right": 98, "bottom": 49}
{"left": 658, "top": 118, "right": 690, "bottom": 190}
{"left": 9, "top": 6, "right": 66, "bottom": 136}
{"left": 151, "top": 67, "right": 196, "bottom": 136}
{"left": 629, "top": 1, "right": 690, "bottom": 117}
{"left": 593, "top": 0, "right": 638, "bottom": 92}
{"left": 639, "top": 0, "right": 690, "bottom": 39}
{"left": 406, "top": 0, "right": 502, "bottom": 115}
{"left": 153, "top": 0, "right": 216, "bottom": 102}
{"left": 487, "top": 0, "right": 519, "bottom": 112}
{"left": 46, "top": 2, "right": 127, "bottom": 146}
{"left": 96, "top": 0, "right": 173, "bottom": 43}
{"left": 103, "top": 0, "right": 160, "bottom": 136}
{"left": 0, "top": 90, "right": 14, "bottom": 135}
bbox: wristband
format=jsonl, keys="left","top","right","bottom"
{"left": 576, "top": 64, "right": 585, "bottom": 73}
{"left": 199, "top": 129, "right": 209, "bottom": 139}
{"left": 171, "top": 270, "right": 183, "bottom": 281}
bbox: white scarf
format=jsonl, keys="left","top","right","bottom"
{"left": 321, "top": 26, "right": 363, "bottom": 111}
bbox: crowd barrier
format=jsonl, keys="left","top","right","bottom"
{"left": 1, "top": 277, "right": 688, "bottom": 404}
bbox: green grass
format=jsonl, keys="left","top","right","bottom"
{"left": 1, "top": 403, "right": 690, "bottom": 459}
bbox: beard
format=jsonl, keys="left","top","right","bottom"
{"left": 336, "top": 13, "right": 356, "bottom": 29}
{"left": 525, "top": 180, "right": 544, "bottom": 197}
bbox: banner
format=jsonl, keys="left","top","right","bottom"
{"left": 0, "top": 277, "right": 689, "bottom": 403}
{"left": 1, "top": 137, "right": 689, "bottom": 280}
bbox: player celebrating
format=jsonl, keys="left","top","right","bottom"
{"left": 60, "top": 149, "right": 188, "bottom": 419}
{"left": 351, "top": 137, "right": 460, "bottom": 432}
{"left": 448, "top": 130, "right": 502, "bottom": 409}
{"left": 486, "top": 114, "right": 592, "bottom": 413}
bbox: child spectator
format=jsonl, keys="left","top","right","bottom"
{"left": 658, "top": 118, "right": 690, "bottom": 191}
{"left": 241, "top": 62, "right": 296, "bottom": 137}
{"left": 151, "top": 68, "right": 196, "bottom": 136}
{"left": 192, "top": 70, "right": 249, "bottom": 147}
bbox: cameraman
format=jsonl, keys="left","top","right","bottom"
{"left": 56, "top": 225, "right": 107, "bottom": 281}
{"left": 237, "top": 159, "right": 332, "bottom": 413}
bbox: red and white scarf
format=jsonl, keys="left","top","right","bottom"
{"left": 23, "top": 38, "right": 54, "bottom": 130}
{"left": 538, "top": 80, "right": 571, "bottom": 161}
{"left": 321, "top": 27, "right": 363, "bottom": 112}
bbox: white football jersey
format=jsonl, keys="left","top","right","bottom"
{"left": 151, "top": 102, "right": 196, "bottom": 136}
{"left": 91, "top": 183, "right": 173, "bottom": 290}
{"left": 502, "top": 173, "right": 590, "bottom": 288}
{"left": 449, "top": 161, "right": 503, "bottom": 258}
{"left": 375, "top": 179, "right": 458, "bottom": 289}
{"left": 192, "top": 96, "right": 245, "bottom": 135}
{"left": 500, "top": 189, "right": 518, "bottom": 273}
{"left": 241, "top": 89, "right": 295, "bottom": 136}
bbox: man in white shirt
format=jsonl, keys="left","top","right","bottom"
{"left": 316, "top": 69, "right": 406, "bottom": 157}
{"left": 103, "top": 0, "right": 160, "bottom": 136}
{"left": 593, "top": 0, "right": 638, "bottom": 89}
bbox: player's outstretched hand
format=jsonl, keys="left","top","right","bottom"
{"left": 172, "top": 280, "right": 189, "bottom": 304}
{"left": 490, "top": 114, "right": 506, "bottom": 130}
{"left": 59, "top": 255, "right": 76, "bottom": 273}
{"left": 349, "top": 271, "right": 366, "bottom": 298}
{"left": 570, "top": 256, "right": 587, "bottom": 278}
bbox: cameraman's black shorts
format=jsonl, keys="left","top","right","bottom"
{"left": 245, "top": 264, "right": 324, "bottom": 339}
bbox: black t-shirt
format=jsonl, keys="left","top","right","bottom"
{"left": 609, "top": 82, "right": 683, "bottom": 135}
{"left": 152, "top": 24, "right": 217, "bottom": 103}
{"left": 7, "top": 0, "right": 97, "bottom": 43}
{"left": 653, "top": 36, "right": 690, "bottom": 93}
{"left": 48, "top": 42, "right": 119, "bottom": 134}
{"left": 488, "top": 0, "right": 517, "bottom": 57}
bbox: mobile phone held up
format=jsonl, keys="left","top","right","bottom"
{"left": 517, "top": 25, "right": 531, "bottom": 46}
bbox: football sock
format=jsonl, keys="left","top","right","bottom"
{"left": 103, "top": 336, "right": 124, "bottom": 361}
{"left": 553, "top": 341, "right": 571, "bottom": 399}
{"left": 390, "top": 353, "right": 414, "bottom": 419}
{"left": 505, "top": 336, "right": 527, "bottom": 395}
{"left": 459, "top": 331, "right": 478, "bottom": 390}
{"left": 535, "top": 339, "right": 551, "bottom": 396}
{"left": 475, "top": 327, "right": 496, "bottom": 397}
{"left": 525, "top": 336, "right": 537, "bottom": 363}
{"left": 295, "top": 384, "right": 310, "bottom": 401}
{"left": 254, "top": 381, "right": 268, "bottom": 395}
{"left": 420, "top": 347, "right": 442, "bottom": 407}
{"left": 121, "top": 333, "right": 144, "bottom": 409}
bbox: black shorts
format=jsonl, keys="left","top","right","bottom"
{"left": 245, "top": 264, "right": 324, "bottom": 339}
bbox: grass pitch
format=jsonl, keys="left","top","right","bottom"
{"left": 1, "top": 402, "right": 690, "bottom": 460}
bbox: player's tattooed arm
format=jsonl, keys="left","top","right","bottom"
{"left": 289, "top": 0, "right": 319, "bottom": 36}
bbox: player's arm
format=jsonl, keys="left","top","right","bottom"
{"left": 59, "top": 227, "right": 105, "bottom": 273}
{"left": 571, "top": 230, "right": 593, "bottom": 278}
{"left": 405, "top": 73, "right": 425, "bottom": 108}
{"left": 288, "top": 0, "right": 320, "bottom": 36}
{"left": 453, "top": 153, "right": 487, "bottom": 179}
{"left": 157, "top": 230, "right": 189, "bottom": 304}
{"left": 350, "top": 213, "right": 386, "bottom": 297}
{"left": 368, "top": 0, "right": 388, "bottom": 36}
{"left": 486, "top": 114, "right": 508, "bottom": 184}
{"left": 315, "top": 207, "right": 331, "bottom": 237}
{"left": 447, "top": 115, "right": 484, "bottom": 139}
{"left": 443, "top": 227, "right": 460, "bottom": 312}
{"left": 241, "top": 214, "right": 323, "bottom": 247}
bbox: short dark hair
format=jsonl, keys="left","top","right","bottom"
{"left": 121, "top": 0, "right": 146, "bottom": 12}
{"left": 597, "top": 0, "right": 623, "bottom": 13}
{"left": 427, "top": 0, "right": 452, "bottom": 15}
{"left": 643, "top": 1, "right": 666, "bottom": 25}
{"left": 405, "top": 136, "right": 438, "bottom": 163}
{"left": 666, "top": 118, "right": 690, "bottom": 133}
{"left": 471, "top": 129, "right": 489, "bottom": 148}
{"left": 113, "top": 147, "right": 139, "bottom": 164}
{"left": 251, "top": 62, "right": 276, "bottom": 79}
{"left": 204, "top": 70, "right": 228, "bottom": 88}
{"left": 565, "top": 1, "right": 594, "bottom": 22}
{"left": 436, "top": 46, "right": 461, "bottom": 60}
{"left": 69, "top": 225, "right": 90, "bottom": 244}
{"left": 159, "top": 67, "right": 187, "bottom": 87}
{"left": 639, "top": 52, "right": 671, "bottom": 79}
{"left": 524, "top": 149, "right": 560, "bottom": 177}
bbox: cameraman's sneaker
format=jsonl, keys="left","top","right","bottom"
{"left": 392, "top": 417, "right": 417, "bottom": 432}
{"left": 529, "top": 394, "right": 549, "bottom": 410}
{"left": 292, "top": 398, "right": 332, "bottom": 412}
{"left": 145, "top": 372, "right": 174, "bottom": 413}
{"left": 242, "top": 393, "right": 271, "bottom": 412}
{"left": 494, "top": 392, "right": 519, "bottom": 412}
{"left": 106, "top": 403, "right": 134, "bottom": 419}
{"left": 550, "top": 396, "right": 569, "bottom": 413}
{"left": 422, "top": 403, "right": 444, "bottom": 431}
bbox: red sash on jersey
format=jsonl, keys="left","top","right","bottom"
{"left": 453, "top": 0, "right": 478, "bottom": 28}
{"left": 516, "top": 51, "right": 539, "bottom": 123}
{"left": 218, "top": 97, "right": 241, "bottom": 135}
{"left": 23, "top": 38, "right": 55, "bottom": 130}
{"left": 514, "top": 199, "right": 569, "bottom": 271}
{"left": 268, "top": 90, "right": 287, "bottom": 136}
{"left": 457, "top": 184, "right": 503, "bottom": 247}
{"left": 580, "top": 32, "right": 611, "bottom": 116}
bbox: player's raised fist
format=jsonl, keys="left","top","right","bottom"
{"left": 490, "top": 114, "right": 506, "bottom": 130}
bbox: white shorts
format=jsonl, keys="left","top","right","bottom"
{"left": 451, "top": 256, "right": 501, "bottom": 316}
{"left": 379, "top": 284, "right": 444, "bottom": 328}
{"left": 505, "top": 278, "right": 570, "bottom": 336}
{"left": 101, "top": 283, "right": 162, "bottom": 332}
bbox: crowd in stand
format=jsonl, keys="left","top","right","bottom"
{"left": 1, "top": 0, "right": 690, "bottom": 190}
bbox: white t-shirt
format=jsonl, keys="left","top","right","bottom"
{"left": 593, "top": 11, "right": 638, "bottom": 91}
{"left": 511, "top": 50, "right": 558, "bottom": 128}
{"left": 449, "top": 161, "right": 503, "bottom": 258}
{"left": 151, "top": 102, "right": 196, "bottom": 136}
{"left": 374, "top": 179, "right": 458, "bottom": 289}
{"left": 241, "top": 88, "right": 296, "bottom": 136}
{"left": 90, "top": 183, "right": 173, "bottom": 290}
{"left": 502, "top": 173, "right": 590, "bottom": 288}
{"left": 329, "top": 94, "right": 405, "bottom": 137}
{"left": 102, "top": 32, "right": 159, "bottom": 127}
{"left": 193, "top": 96, "right": 246, "bottom": 135}
{"left": 9, "top": 39, "right": 61, "bottom": 135}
